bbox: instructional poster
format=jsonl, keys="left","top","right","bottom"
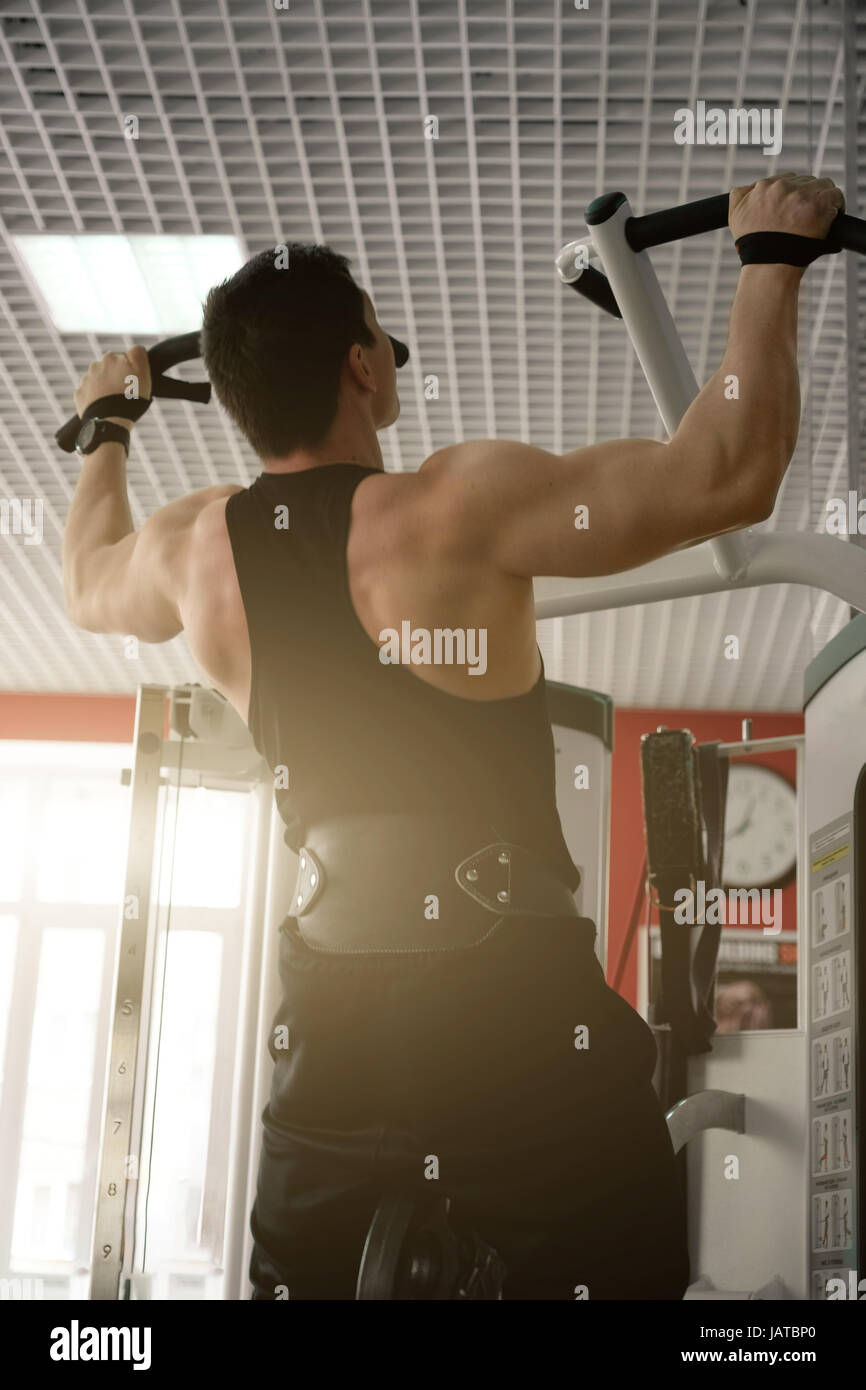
{"left": 808, "top": 812, "right": 858, "bottom": 1298}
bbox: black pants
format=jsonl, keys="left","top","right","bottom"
{"left": 249, "top": 912, "right": 690, "bottom": 1300}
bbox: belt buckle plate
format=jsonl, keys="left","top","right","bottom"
{"left": 294, "top": 847, "right": 325, "bottom": 915}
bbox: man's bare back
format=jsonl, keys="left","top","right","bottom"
{"left": 182, "top": 453, "right": 543, "bottom": 728}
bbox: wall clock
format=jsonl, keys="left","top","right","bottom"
{"left": 721, "top": 763, "right": 798, "bottom": 890}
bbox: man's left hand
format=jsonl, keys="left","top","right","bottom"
{"left": 74, "top": 346, "right": 152, "bottom": 431}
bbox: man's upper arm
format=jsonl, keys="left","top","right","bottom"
{"left": 69, "top": 485, "right": 240, "bottom": 642}
{"left": 422, "top": 437, "right": 763, "bottom": 580}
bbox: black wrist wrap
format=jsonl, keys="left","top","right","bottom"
{"left": 735, "top": 231, "right": 839, "bottom": 267}
{"left": 80, "top": 394, "right": 152, "bottom": 424}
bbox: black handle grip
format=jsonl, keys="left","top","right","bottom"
{"left": 55, "top": 330, "right": 209, "bottom": 453}
{"left": 144, "top": 330, "right": 203, "bottom": 372}
{"left": 569, "top": 265, "right": 622, "bottom": 319}
{"left": 626, "top": 192, "right": 866, "bottom": 255}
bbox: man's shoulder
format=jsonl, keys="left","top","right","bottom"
{"left": 366, "top": 440, "right": 516, "bottom": 508}
{"left": 355, "top": 442, "right": 511, "bottom": 564}
{"left": 184, "top": 484, "right": 246, "bottom": 531}
{"left": 168, "top": 485, "right": 245, "bottom": 579}
{"left": 159, "top": 483, "right": 244, "bottom": 525}
{"left": 416, "top": 439, "right": 511, "bottom": 478}
{"left": 354, "top": 446, "right": 471, "bottom": 522}
{"left": 388, "top": 438, "right": 543, "bottom": 529}
{"left": 138, "top": 485, "right": 242, "bottom": 559}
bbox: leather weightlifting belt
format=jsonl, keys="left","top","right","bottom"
{"left": 289, "top": 810, "right": 579, "bottom": 954}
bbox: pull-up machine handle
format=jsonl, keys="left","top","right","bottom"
{"left": 623, "top": 191, "right": 866, "bottom": 256}
{"left": 55, "top": 331, "right": 208, "bottom": 453}
{"left": 567, "top": 191, "right": 866, "bottom": 320}
{"left": 55, "top": 325, "right": 409, "bottom": 453}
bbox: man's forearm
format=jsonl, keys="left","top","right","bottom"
{"left": 671, "top": 263, "right": 803, "bottom": 522}
{"left": 62, "top": 440, "right": 133, "bottom": 611}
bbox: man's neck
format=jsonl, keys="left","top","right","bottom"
{"left": 262, "top": 453, "right": 383, "bottom": 474}
{"left": 261, "top": 418, "right": 384, "bottom": 475}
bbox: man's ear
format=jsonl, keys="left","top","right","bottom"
{"left": 346, "top": 341, "right": 376, "bottom": 392}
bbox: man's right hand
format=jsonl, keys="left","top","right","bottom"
{"left": 729, "top": 173, "right": 845, "bottom": 243}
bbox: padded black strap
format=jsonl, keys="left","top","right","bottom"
{"left": 645, "top": 734, "right": 729, "bottom": 1056}
{"left": 657, "top": 887, "right": 709, "bottom": 1055}
{"left": 691, "top": 743, "right": 729, "bottom": 1038}
{"left": 735, "top": 231, "right": 839, "bottom": 267}
{"left": 80, "top": 393, "right": 152, "bottom": 424}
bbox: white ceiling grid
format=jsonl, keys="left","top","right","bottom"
{"left": 0, "top": 0, "right": 863, "bottom": 711}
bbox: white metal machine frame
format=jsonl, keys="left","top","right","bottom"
{"left": 536, "top": 191, "right": 866, "bottom": 621}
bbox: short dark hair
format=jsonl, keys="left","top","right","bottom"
{"left": 201, "top": 243, "right": 375, "bottom": 457}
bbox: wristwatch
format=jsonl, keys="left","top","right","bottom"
{"left": 75, "top": 418, "right": 130, "bottom": 457}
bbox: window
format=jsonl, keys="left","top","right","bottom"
{"left": 0, "top": 738, "right": 265, "bottom": 1300}
{"left": 0, "top": 742, "right": 127, "bottom": 1294}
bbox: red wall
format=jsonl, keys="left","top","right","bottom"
{"left": 0, "top": 694, "right": 802, "bottom": 1007}
{"left": 0, "top": 693, "right": 135, "bottom": 742}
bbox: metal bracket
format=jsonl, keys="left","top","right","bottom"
{"left": 666, "top": 1088, "right": 746, "bottom": 1155}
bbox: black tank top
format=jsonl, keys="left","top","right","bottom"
{"left": 224, "top": 464, "right": 579, "bottom": 892}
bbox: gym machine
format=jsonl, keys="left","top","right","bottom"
{"left": 802, "top": 618, "right": 864, "bottom": 1299}
{"left": 544, "top": 189, "right": 866, "bottom": 1301}
{"left": 632, "top": 621, "right": 864, "bottom": 1301}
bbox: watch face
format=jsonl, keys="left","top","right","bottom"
{"left": 77, "top": 419, "right": 97, "bottom": 453}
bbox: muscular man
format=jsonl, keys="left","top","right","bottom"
{"left": 63, "top": 173, "right": 843, "bottom": 1300}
